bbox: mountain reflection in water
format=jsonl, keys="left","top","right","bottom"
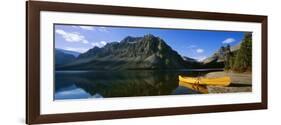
{"left": 54, "top": 70, "right": 217, "bottom": 100}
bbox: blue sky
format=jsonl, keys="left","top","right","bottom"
{"left": 55, "top": 24, "right": 245, "bottom": 61}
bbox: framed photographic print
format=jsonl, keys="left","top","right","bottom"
{"left": 26, "top": 1, "right": 268, "bottom": 124}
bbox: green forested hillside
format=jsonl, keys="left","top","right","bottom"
{"left": 224, "top": 33, "right": 252, "bottom": 72}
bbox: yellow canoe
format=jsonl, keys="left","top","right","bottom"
{"left": 178, "top": 75, "right": 231, "bottom": 86}
{"left": 178, "top": 81, "right": 208, "bottom": 94}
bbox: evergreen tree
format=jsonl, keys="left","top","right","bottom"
{"left": 229, "top": 52, "right": 237, "bottom": 69}
{"left": 224, "top": 44, "right": 232, "bottom": 70}
{"left": 233, "top": 33, "right": 252, "bottom": 72}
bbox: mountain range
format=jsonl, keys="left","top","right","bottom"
{"left": 55, "top": 49, "right": 76, "bottom": 66}
{"left": 56, "top": 48, "right": 80, "bottom": 57}
{"left": 201, "top": 43, "right": 241, "bottom": 68}
{"left": 56, "top": 34, "right": 239, "bottom": 70}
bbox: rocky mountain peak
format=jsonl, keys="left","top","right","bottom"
{"left": 120, "top": 36, "right": 142, "bottom": 43}
{"left": 57, "top": 34, "right": 188, "bottom": 70}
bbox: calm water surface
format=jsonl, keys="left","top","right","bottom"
{"left": 54, "top": 69, "right": 221, "bottom": 100}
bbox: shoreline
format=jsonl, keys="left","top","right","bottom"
{"left": 204, "top": 71, "right": 252, "bottom": 93}
{"left": 205, "top": 71, "right": 252, "bottom": 85}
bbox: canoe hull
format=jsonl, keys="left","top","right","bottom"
{"left": 178, "top": 75, "right": 231, "bottom": 86}
{"left": 179, "top": 81, "right": 208, "bottom": 94}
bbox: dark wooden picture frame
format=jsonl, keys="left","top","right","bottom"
{"left": 26, "top": 1, "right": 267, "bottom": 124}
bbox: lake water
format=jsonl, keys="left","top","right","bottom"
{"left": 54, "top": 69, "right": 221, "bottom": 100}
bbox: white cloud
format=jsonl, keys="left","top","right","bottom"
{"left": 71, "top": 26, "right": 79, "bottom": 28}
{"left": 100, "top": 41, "right": 107, "bottom": 45}
{"left": 196, "top": 48, "right": 204, "bottom": 53}
{"left": 91, "top": 41, "right": 107, "bottom": 48}
{"left": 82, "top": 40, "right": 89, "bottom": 44}
{"left": 79, "top": 26, "right": 95, "bottom": 30}
{"left": 55, "top": 29, "right": 89, "bottom": 44}
{"left": 72, "top": 26, "right": 95, "bottom": 30}
{"left": 98, "top": 27, "right": 109, "bottom": 32}
{"left": 186, "top": 45, "right": 205, "bottom": 61}
{"left": 72, "top": 26, "right": 109, "bottom": 32}
{"left": 222, "top": 38, "right": 235, "bottom": 44}
{"left": 71, "top": 25, "right": 109, "bottom": 32}
{"left": 64, "top": 47, "right": 89, "bottom": 53}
